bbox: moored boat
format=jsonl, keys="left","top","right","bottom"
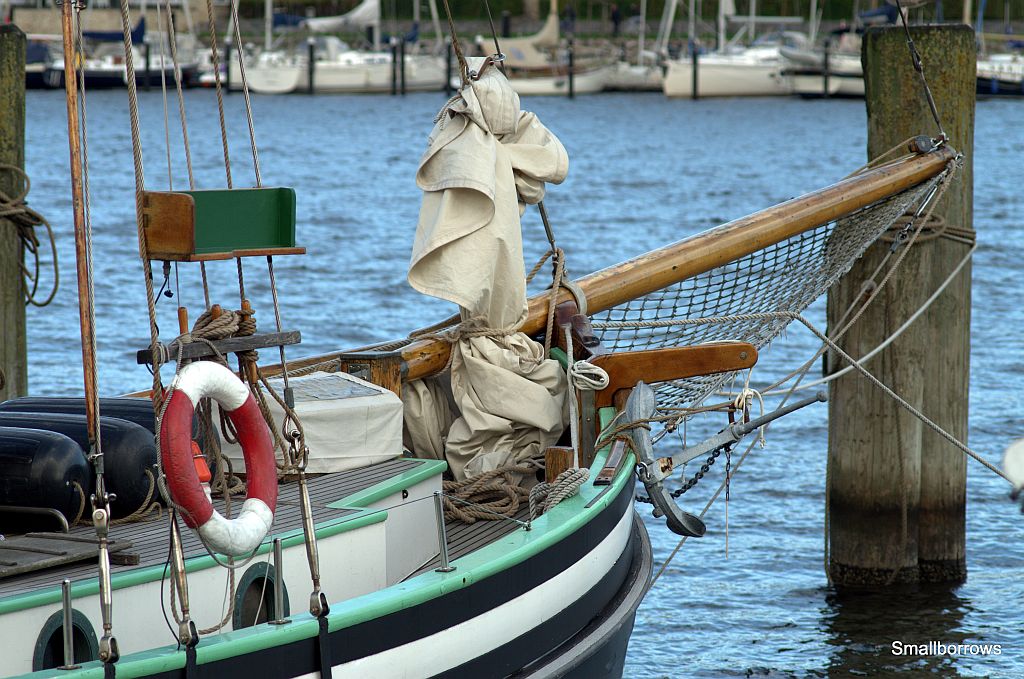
{"left": 976, "top": 52, "right": 1024, "bottom": 95}
{"left": 1, "top": 2, "right": 979, "bottom": 678}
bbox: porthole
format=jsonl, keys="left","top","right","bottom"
{"left": 33, "top": 608, "right": 99, "bottom": 671}
{"left": 233, "top": 561, "right": 290, "bottom": 629}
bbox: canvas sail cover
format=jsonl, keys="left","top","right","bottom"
{"left": 404, "top": 58, "right": 569, "bottom": 480}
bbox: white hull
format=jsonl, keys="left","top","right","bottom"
{"left": 603, "top": 61, "right": 663, "bottom": 91}
{"left": 244, "top": 62, "right": 304, "bottom": 94}
{"left": 509, "top": 65, "right": 612, "bottom": 96}
{"left": 977, "top": 53, "right": 1024, "bottom": 87}
{"left": 663, "top": 52, "right": 788, "bottom": 97}
{"left": 245, "top": 53, "right": 446, "bottom": 94}
{"left": 781, "top": 71, "right": 864, "bottom": 97}
{"left": 314, "top": 54, "right": 445, "bottom": 93}
{"left": 779, "top": 46, "right": 864, "bottom": 97}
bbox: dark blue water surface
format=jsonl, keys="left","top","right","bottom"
{"left": 22, "top": 89, "right": 1024, "bottom": 678}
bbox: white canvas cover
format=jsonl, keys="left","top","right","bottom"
{"left": 403, "top": 58, "right": 570, "bottom": 480}
{"left": 220, "top": 371, "right": 403, "bottom": 474}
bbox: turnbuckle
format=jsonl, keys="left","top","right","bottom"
{"left": 92, "top": 505, "right": 120, "bottom": 663}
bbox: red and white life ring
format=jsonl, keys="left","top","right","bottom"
{"left": 159, "top": 361, "right": 277, "bottom": 556}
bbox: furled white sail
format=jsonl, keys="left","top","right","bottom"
{"left": 404, "top": 58, "right": 569, "bottom": 480}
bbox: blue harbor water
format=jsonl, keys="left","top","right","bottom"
{"left": 21, "top": 89, "right": 1024, "bottom": 677}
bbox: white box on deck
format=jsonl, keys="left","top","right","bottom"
{"left": 219, "top": 371, "right": 403, "bottom": 474}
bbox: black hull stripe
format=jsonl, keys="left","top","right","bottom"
{"left": 436, "top": 517, "right": 637, "bottom": 679}
{"left": 144, "top": 482, "right": 634, "bottom": 679}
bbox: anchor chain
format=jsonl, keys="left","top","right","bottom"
{"left": 636, "top": 440, "right": 735, "bottom": 504}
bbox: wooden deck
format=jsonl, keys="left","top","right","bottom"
{"left": 412, "top": 507, "right": 530, "bottom": 577}
{"left": 0, "top": 458, "right": 419, "bottom": 598}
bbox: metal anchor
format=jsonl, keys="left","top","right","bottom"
{"left": 626, "top": 383, "right": 708, "bottom": 538}
{"left": 630, "top": 383, "right": 828, "bottom": 538}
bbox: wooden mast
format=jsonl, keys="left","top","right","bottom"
{"left": 60, "top": 0, "right": 105, "bottom": 485}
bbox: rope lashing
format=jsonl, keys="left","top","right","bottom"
{"left": 0, "top": 164, "right": 59, "bottom": 307}
{"left": 529, "top": 467, "right": 590, "bottom": 520}
{"left": 409, "top": 315, "right": 523, "bottom": 373}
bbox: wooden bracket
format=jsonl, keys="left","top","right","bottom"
{"left": 334, "top": 351, "right": 406, "bottom": 397}
{"left": 591, "top": 342, "right": 758, "bottom": 409}
{"left": 544, "top": 446, "right": 575, "bottom": 484}
{"left": 142, "top": 188, "right": 305, "bottom": 261}
{"left": 136, "top": 331, "right": 301, "bottom": 365}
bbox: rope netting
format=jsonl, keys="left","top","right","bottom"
{"left": 591, "top": 176, "right": 942, "bottom": 413}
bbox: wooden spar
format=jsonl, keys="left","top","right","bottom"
{"left": 264, "top": 144, "right": 956, "bottom": 384}
{"left": 60, "top": 1, "right": 103, "bottom": 466}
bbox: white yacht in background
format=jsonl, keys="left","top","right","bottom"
{"left": 603, "top": 57, "right": 663, "bottom": 91}
{"left": 778, "top": 30, "right": 864, "bottom": 97}
{"left": 662, "top": 0, "right": 807, "bottom": 98}
{"left": 495, "top": 0, "right": 614, "bottom": 95}
{"left": 242, "top": 0, "right": 447, "bottom": 94}
{"left": 663, "top": 44, "right": 789, "bottom": 97}
{"left": 603, "top": 0, "right": 663, "bottom": 92}
{"left": 42, "top": 16, "right": 200, "bottom": 89}
{"left": 976, "top": 52, "right": 1024, "bottom": 95}
{"left": 245, "top": 34, "right": 447, "bottom": 94}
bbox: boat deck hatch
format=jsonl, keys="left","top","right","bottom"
{"left": 0, "top": 533, "right": 133, "bottom": 579}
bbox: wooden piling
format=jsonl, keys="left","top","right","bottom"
{"left": 826, "top": 25, "right": 975, "bottom": 586}
{"left": 0, "top": 25, "right": 27, "bottom": 402}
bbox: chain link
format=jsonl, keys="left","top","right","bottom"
{"left": 636, "top": 440, "right": 736, "bottom": 504}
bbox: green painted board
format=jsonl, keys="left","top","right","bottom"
{"left": 187, "top": 187, "right": 296, "bottom": 254}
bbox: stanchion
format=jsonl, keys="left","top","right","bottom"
{"left": 390, "top": 40, "right": 398, "bottom": 95}
{"left": 691, "top": 41, "right": 699, "bottom": 100}
{"left": 400, "top": 39, "right": 406, "bottom": 95}
{"left": 445, "top": 41, "right": 453, "bottom": 94}
{"left": 567, "top": 37, "right": 575, "bottom": 99}
{"left": 823, "top": 39, "right": 831, "bottom": 99}
{"left": 224, "top": 40, "right": 232, "bottom": 93}
{"left": 144, "top": 42, "right": 151, "bottom": 91}
{"left": 307, "top": 38, "right": 315, "bottom": 95}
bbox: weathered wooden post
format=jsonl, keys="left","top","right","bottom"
{"left": 826, "top": 25, "right": 975, "bottom": 586}
{"left": 0, "top": 25, "right": 27, "bottom": 402}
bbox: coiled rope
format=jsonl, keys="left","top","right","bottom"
{"left": 0, "top": 164, "right": 59, "bottom": 307}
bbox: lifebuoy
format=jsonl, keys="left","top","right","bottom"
{"left": 160, "top": 361, "right": 277, "bottom": 556}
